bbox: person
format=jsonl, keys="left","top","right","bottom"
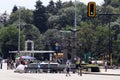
{"left": 15, "top": 60, "right": 20, "bottom": 68}
{"left": 10, "top": 60, "right": 14, "bottom": 69}
{"left": 0, "top": 61, "right": 2, "bottom": 69}
{"left": 37, "top": 62, "right": 41, "bottom": 73}
{"left": 77, "top": 58, "right": 82, "bottom": 76}
{"left": 78, "top": 65, "right": 82, "bottom": 76}
{"left": 48, "top": 61, "right": 50, "bottom": 73}
{"left": 104, "top": 60, "right": 108, "bottom": 72}
{"left": 7, "top": 59, "right": 11, "bottom": 70}
{"left": 21, "top": 60, "right": 25, "bottom": 65}
{"left": 66, "top": 60, "right": 71, "bottom": 76}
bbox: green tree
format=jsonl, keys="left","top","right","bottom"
{"left": 33, "top": 0, "right": 47, "bottom": 33}
{"left": 0, "top": 25, "right": 25, "bottom": 59}
{"left": 46, "top": 0, "right": 56, "bottom": 15}
{"left": 12, "top": 5, "right": 18, "bottom": 13}
{"left": 62, "top": 1, "right": 74, "bottom": 8}
{"left": 9, "top": 7, "right": 33, "bottom": 25}
{"left": 48, "top": 6, "right": 81, "bottom": 29}
{"left": 42, "top": 29, "right": 61, "bottom": 50}
{"left": 103, "top": 0, "right": 111, "bottom": 6}
{"left": 0, "top": 22, "right": 4, "bottom": 29}
{"left": 110, "top": 0, "right": 120, "bottom": 8}
{"left": 0, "top": 11, "right": 9, "bottom": 27}
{"left": 22, "top": 24, "right": 43, "bottom": 50}
{"left": 94, "top": 26, "right": 109, "bottom": 58}
{"left": 112, "top": 35, "right": 120, "bottom": 65}
{"left": 77, "top": 22, "right": 96, "bottom": 56}
{"left": 77, "top": 3, "right": 87, "bottom": 22}
{"left": 56, "top": 0, "right": 63, "bottom": 10}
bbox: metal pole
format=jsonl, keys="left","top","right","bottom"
{"left": 108, "top": 16, "right": 112, "bottom": 67}
{"left": 18, "top": 7, "right": 21, "bottom": 55}
{"left": 74, "top": 0, "right": 77, "bottom": 29}
{"left": 74, "top": 0, "right": 77, "bottom": 57}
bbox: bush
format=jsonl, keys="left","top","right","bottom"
{"left": 84, "top": 64, "right": 100, "bottom": 72}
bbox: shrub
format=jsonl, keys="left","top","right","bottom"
{"left": 84, "top": 64, "right": 100, "bottom": 72}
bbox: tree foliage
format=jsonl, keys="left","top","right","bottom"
{"left": 33, "top": 0, "right": 47, "bottom": 33}
{"left": 9, "top": 7, "right": 33, "bottom": 25}
{"left": 22, "top": 24, "right": 43, "bottom": 50}
{"left": 42, "top": 29, "right": 61, "bottom": 50}
{"left": 12, "top": 5, "right": 18, "bottom": 13}
{"left": 0, "top": 25, "right": 25, "bottom": 58}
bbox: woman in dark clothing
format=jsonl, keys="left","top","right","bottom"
{"left": 78, "top": 64, "right": 82, "bottom": 76}
{"left": 66, "top": 60, "right": 71, "bottom": 76}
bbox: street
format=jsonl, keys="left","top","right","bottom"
{"left": 0, "top": 70, "right": 120, "bottom": 80}
{"left": 0, "top": 63, "right": 120, "bottom": 80}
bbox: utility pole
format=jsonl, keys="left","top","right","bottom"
{"left": 74, "top": 0, "right": 77, "bottom": 29}
{"left": 73, "top": 0, "right": 77, "bottom": 58}
{"left": 70, "top": 0, "right": 79, "bottom": 61}
{"left": 18, "top": 7, "right": 21, "bottom": 56}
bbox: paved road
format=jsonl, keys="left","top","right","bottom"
{"left": 0, "top": 63, "right": 120, "bottom": 80}
{"left": 0, "top": 70, "right": 120, "bottom": 80}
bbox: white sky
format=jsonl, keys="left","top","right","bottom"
{"left": 0, "top": 0, "right": 104, "bottom": 14}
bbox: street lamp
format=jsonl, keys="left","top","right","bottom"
{"left": 72, "top": 0, "right": 78, "bottom": 59}
{"left": 18, "top": 7, "right": 21, "bottom": 55}
{"left": 74, "top": 0, "right": 77, "bottom": 29}
{"left": 59, "top": 30, "right": 71, "bottom": 61}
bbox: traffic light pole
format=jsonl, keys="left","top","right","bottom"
{"left": 72, "top": 0, "right": 77, "bottom": 56}
{"left": 98, "top": 13, "right": 120, "bottom": 68}
{"left": 87, "top": 1, "right": 120, "bottom": 67}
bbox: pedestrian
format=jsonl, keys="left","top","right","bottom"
{"left": 37, "top": 62, "right": 41, "bottom": 73}
{"left": 0, "top": 61, "right": 2, "bottom": 69}
{"left": 104, "top": 60, "right": 108, "bottom": 72}
{"left": 77, "top": 58, "right": 82, "bottom": 76}
{"left": 78, "top": 65, "right": 82, "bottom": 76}
{"left": 66, "top": 60, "right": 71, "bottom": 76}
{"left": 48, "top": 61, "right": 50, "bottom": 73}
{"left": 7, "top": 59, "right": 10, "bottom": 70}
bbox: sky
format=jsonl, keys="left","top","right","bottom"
{"left": 0, "top": 0, "right": 104, "bottom": 14}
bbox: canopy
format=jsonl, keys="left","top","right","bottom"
{"left": 16, "top": 56, "right": 36, "bottom": 60}
{"left": 9, "top": 50, "right": 55, "bottom": 53}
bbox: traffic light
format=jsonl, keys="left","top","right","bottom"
{"left": 87, "top": 2, "right": 96, "bottom": 17}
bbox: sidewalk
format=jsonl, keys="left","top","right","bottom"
{"left": 83, "top": 69, "right": 120, "bottom": 76}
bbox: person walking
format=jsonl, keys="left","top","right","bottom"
{"left": 0, "top": 61, "right": 2, "bottom": 69}
{"left": 77, "top": 58, "right": 82, "bottom": 76}
{"left": 104, "top": 60, "right": 108, "bottom": 72}
{"left": 66, "top": 60, "right": 71, "bottom": 76}
{"left": 78, "top": 65, "right": 82, "bottom": 76}
{"left": 37, "top": 62, "right": 41, "bottom": 73}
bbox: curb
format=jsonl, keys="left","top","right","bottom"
{"left": 83, "top": 72, "right": 120, "bottom": 76}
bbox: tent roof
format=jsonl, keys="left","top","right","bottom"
{"left": 9, "top": 50, "right": 55, "bottom": 54}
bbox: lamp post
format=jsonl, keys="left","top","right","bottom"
{"left": 75, "top": 0, "right": 77, "bottom": 29}
{"left": 18, "top": 7, "right": 21, "bottom": 56}
{"left": 72, "top": 0, "right": 77, "bottom": 59}
{"left": 60, "top": 30, "right": 71, "bottom": 61}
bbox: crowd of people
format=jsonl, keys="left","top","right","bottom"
{"left": 6, "top": 58, "right": 33, "bottom": 70}
{"left": 0, "top": 56, "right": 110, "bottom": 77}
